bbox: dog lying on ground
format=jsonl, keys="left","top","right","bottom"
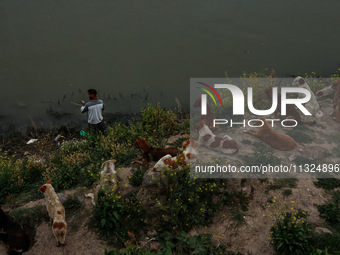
{"left": 246, "top": 117, "right": 297, "bottom": 151}
{"left": 131, "top": 138, "right": 178, "bottom": 166}
{"left": 0, "top": 207, "right": 30, "bottom": 255}
{"left": 293, "top": 76, "right": 323, "bottom": 118}
{"left": 264, "top": 87, "right": 316, "bottom": 126}
{"left": 195, "top": 120, "right": 238, "bottom": 154}
{"left": 332, "top": 79, "right": 340, "bottom": 122}
{"left": 38, "top": 180, "right": 67, "bottom": 246}
{"left": 194, "top": 97, "right": 218, "bottom": 130}
{"left": 153, "top": 139, "right": 199, "bottom": 171}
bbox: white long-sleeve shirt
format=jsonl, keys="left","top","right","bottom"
{"left": 81, "top": 99, "right": 104, "bottom": 124}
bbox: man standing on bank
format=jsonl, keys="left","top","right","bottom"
{"left": 81, "top": 89, "right": 106, "bottom": 135}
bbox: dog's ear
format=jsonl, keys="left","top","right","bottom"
{"left": 38, "top": 185, "right": 47, "bottom": 193}
{"left": 111, "top": 159, "right": 117, "bottom": 163}
{"left": 298, "top": 78, "right": 305, "bottom": 85}
{"left": 182, "top": 139, "right": 190, "bottom": 149}
{"left": 46, "top": 180, "right": 52, "bottom": 184}
{"left": 101, "top": 162, "right": 106, "bottom": 169}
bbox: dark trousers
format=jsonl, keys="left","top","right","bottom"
{"left": 88, "top": 121, "right": 106, "bottom": 136}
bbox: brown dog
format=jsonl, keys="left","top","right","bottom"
{"left": 264, "top": 87, "right": 315, "bottom": 126}
{"left": 131, "top": 138, "right": 178, "bottom": 166}
{"left": 247, "top": 117, "right": 297, "bottom": 151}
{"left": 332, "top": 79, "right": 340, "bottom": 122}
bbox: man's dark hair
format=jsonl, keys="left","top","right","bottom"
{"left": 88, "top": 89, "right": 97, "bottom": 95}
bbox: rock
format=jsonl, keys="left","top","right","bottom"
{"left": 24, "top": 151, "right": 30, "bottom": 156}
{"left": 315, "top": 227, "right": 333, "bottom": 235}
{"left": 288, "top": 155, "right": 296, "bottom": 161}
{"left": 142, "top": 169, "right": 168, "bottom": 188}
{"left": 116, "top": 167, "right": 138, "bottom": 196}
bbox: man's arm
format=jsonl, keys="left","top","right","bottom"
{"left": 81, "top": 101, "right": 88, "bottom": 113}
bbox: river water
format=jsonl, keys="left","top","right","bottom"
{"left": 1, "top": 0, "right": 340, "bottom": 131}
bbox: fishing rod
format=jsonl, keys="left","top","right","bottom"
{"left": 70, "top": 101, "right": 83, "bottom": 107}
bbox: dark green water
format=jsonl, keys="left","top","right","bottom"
{"left": 1, "top": 0, "right": 340, "bottom": 130}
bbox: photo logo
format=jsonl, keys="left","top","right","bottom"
{"left": 199, "top": 83, "right": 312, "bottom": 117}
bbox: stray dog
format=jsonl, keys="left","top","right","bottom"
{"left": 100, "top": 160, "right": 117, "bottom": 185}
{"left": 86, "top": 160, "right": 118, "bottom": 205}
{"left": 194, "top": 97, "right": 217, "bottom": 129}
{"left": 332, "top": 79, "right": 340, "bottom": 122}
{"left": 247, "top": 117, "right": 297, "bottom": 151}
{"left": 264, "top": 87, "right": 316, "bottom": 126}
{"left": 316, "top": 85, "right": 334, "bottom": 98}
{"left": 0, "top": 207, "right": 30, "bottom": 255}
{"left": 195, "top": 120, "right": 238, "bottom": 154}
{"left": 131, "top": 138, "right": 178, "bottom": 166}
{"left": 38, "top": 180, "right": 67, "bottom": 246}
{"left": 293, "top": 76, "right": 323, "bottom": 118}
{"left": 153, "top": 139, "right": 199, "bottom": 171}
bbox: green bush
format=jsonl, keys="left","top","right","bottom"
{"left": 270, "top": 210, "right": 313, "bottom": 255}
{"left": 286, "top": 128, "right": 312, "bottom": 144}
{"left": 105, "top": 245, "right": 161, "bottom": 255}
{"left": 157, "top": 231, "right": 226, "bottom": 255}
{"left": 129, "top": 166, "right": 148, "bottom": 187}
{"left": 105, "top": 232, "right": 226, "bottom": 255}
{"left": 314, "top": 177, "right": 340, "bottom": 190}
{"left": 318, "top": 190, "right": 340, "bottom": 231}
{"left": 91, "top": 189, "right": 145, "bottom": 247}
{"left": 158, "top": 167, "right": 248, "bottom": 232}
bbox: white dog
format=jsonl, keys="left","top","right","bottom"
{"left": 195, "top": 120, "right": 238, "bottom": 154}
{"left": 293, "top": 76, "right": 323, "bottom": 118}
{"left": 38, "top": 181, "right": 67, "bottom": 246}
{"left": 86, "top": 160, "right": 118, "bottom": 205}
{"left": 153, "top": 139, "right": 198, "bottom": 171}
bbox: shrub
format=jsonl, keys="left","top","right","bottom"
{"left": 318, "top": 190, "right": 340, "bottom": 231}
{"left": 105, "top": 245, "right": 161, "bottom": 255}
{"left": 314, "top": 177, "right": 340, "bottom": 190}
{"left": 129, "top": 166, "right": 148, "bottom": 187}
{"left": 157, "top": 231, "right": 226, "bottom": 255}
{"left": 91, "top": 189, "right": 145, "bottom": 247}
{"left": 286, "top": 128, "right": 312, "bottom": 144}
{"left": 270, "top": 210, "right": 313, "bottom": 255}
{"left": 158, "top": 167, "right": 248, "bottom": 232}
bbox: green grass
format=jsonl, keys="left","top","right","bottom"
{"left": 286, "top": 128, "right": 312, "bottom": 144}
{"left": 314, "top": 176, "right": 340, "bottom": 190}
{"left": 267, "top": 178, "right": 297, "bottom": 191}
{"left": 129, "top": 166, "right": 148, "bottom": 187}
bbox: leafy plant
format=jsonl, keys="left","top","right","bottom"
{"left": 157, "top": 231, "right": 226, "bottom": 255}
{"left": 91, "top": 189, "right": 145, "bottom": 247}
{"left": 286, "top": 128, "right": 312, "bottom": 144}
{"left": 318, "top": 190, "right": 340, "bottom": 231}
{"left": 314, "top": 177, "right": 340, "bottom": 190}
{"left": 129, "top": 166, "right": 148, "bottom": 187}
{"left": 270, "top": 210, "right": 313, "bottom": 255}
